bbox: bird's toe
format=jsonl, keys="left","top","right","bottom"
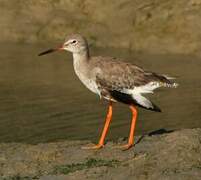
{"left": 114, "top": 143, "right": 133, "bottom": 151}
{"left": 81, "top": 143, "right": 104, "bottom": 150}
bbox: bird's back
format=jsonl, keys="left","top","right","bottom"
{"left": 89, "top": 56, "right": 175, "bottom": 89}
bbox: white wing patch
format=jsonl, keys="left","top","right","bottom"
{"left": 132, "top": 93, "right": 154, "bottom": 109}
{"left": 126, "top": 82, "right": 161, "bottom": 95}
{"left": 122, "top": 81, "right": 178, "bottom": 109}
{"left": 123, "top": 82, "right": 161, "bottom": 109}
{"left": 125, "top": 81, "right": 178, "bottom": 95}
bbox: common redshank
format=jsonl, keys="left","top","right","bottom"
{"left": 38, "top": 34, "right": 178, "bottom": 150}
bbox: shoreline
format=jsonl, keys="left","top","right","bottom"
{"left": 1, "top": 128, "right": 201, "bottom": 179}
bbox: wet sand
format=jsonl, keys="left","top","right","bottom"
{"left": 1, "top": 128, "right": 201, "bottom": 180}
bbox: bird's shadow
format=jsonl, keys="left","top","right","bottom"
{"left": 134, "top": 128, "right": 174, "bottom": 145}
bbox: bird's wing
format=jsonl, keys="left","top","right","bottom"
{"left": 93, "top": 57, "right": 147, "bottom": 89}
{"left": 92, "top": 56, "right": 176, "bottom": 92}
{"left": 92, "top": 57, "right": 168, "bottom": 111}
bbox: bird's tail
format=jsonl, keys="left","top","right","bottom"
{"left": 160, "top": 75, "right": 179, "bottom": 88}
{"left": 150, "top": 73, "right": 179, "bottom": 88}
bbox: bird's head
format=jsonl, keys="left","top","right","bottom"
{"left": 38, "top": 34, "right": 88, "bottom": 56}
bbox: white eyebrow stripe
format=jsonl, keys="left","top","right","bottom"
{"left": 64, "top": 40, "right": 76, "bottom": 46}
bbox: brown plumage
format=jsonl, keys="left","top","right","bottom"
{"left": 88, "top": 56, "right": 175, "bottom": 111}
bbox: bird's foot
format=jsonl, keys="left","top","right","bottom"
{"left": 81, "top": 143, "right": 104, "bottom": 150}
{"left": 114, "top": 143, "right": 133, "bottom": 151}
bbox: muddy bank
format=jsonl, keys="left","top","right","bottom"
{"left": 1, "top": 0, "right": 201, "bottom": 55}
{"left": 0, "top": 128, "right": 201, "bottom": 179}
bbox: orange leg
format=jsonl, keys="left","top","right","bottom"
{"left": 82, "top": 101, "right": 113, "bottom": 149}
{"left": 121, "top": 105, "right": 138, "bottom": 150}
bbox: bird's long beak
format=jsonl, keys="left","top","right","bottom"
{"left": 38, "top": 45, "right": 64, "bottom": 56}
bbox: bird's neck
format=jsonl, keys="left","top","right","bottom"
{"left": 73, "top": 49, "right": 90, "bottom": 64}
{"left": 72, "top": 49, "right": 90, "bottom": 75}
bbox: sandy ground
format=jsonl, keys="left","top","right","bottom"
{"left": 0, "top": 128, "right": 201, "bottom": 180}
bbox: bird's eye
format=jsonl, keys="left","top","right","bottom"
{"left": 72, "top": 40, "right": 77, "bottom": 44}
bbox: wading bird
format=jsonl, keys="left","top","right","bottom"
{"left": 39, "top": 34, "right": 178, "bottom": 150}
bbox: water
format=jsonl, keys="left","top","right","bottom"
{"left": 0, "top": 43, "right": 200, "bottom": 144}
